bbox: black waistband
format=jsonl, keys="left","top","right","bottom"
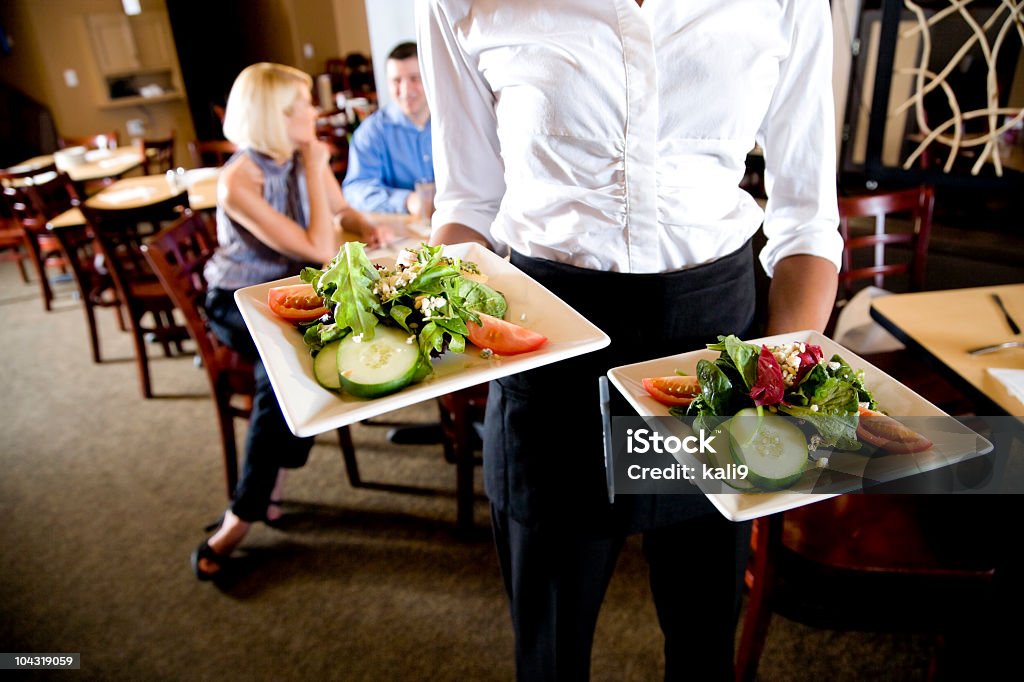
{"left": 510, "top": 238, "right": 754, "bottom": 289}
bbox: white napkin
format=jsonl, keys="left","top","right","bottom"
{"left": 832, "top": 286, "right": 905, "bottom": 355}
{"left": 987, "top": 368, "right": 1024, "bottom": 404}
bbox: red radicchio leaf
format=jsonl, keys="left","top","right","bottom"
{"left": 794, "top": 343, "right": 824, "bottom": 383}
{"left": 750, "top": 345, "right": 786, "bottom": 406}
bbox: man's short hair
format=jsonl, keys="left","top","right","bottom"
{"left": 388, "top": 42, "right": 417, "bottom": 62}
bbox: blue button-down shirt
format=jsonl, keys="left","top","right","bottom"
{"left": 343, "top": 102, "right": 434, "bottom": 214}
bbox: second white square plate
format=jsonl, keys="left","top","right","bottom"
{"left": 607, "top": 330, "right": 993, "bottom": 521}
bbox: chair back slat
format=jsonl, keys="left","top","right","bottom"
{"left": 188, "top": 140, "right": 237, "bottom": 168}
{"left": 1, "top": 162, "right": 80, "bottom": 233}
{"left": 79, "top": 191, "right": 191, "bottom": 306}
{"left": 1, "top": 162, "right": 79, "bottom": 309}
{"left": 837, "top": 185, "right": 935, "bottom": 300}
{"left": 142, "top": 132, "right": 176, "bottom": 175}
{"left": 143, "top": 211, "right": 223, "bottom": 370}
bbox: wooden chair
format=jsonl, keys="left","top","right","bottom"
{"left": 837, "top": 185, "right": 935, "bottom": 305}
{"left": 829, "top": 184, "right": 971, "bottom": 411}
{"left": 188, "top": 140, "right": 237, "bottom": 169}
{"left": 437, "top": 385, "right": 488, "bottom": 534}
{"left": 0, "top": 162, "right": 77, "bottom": 310}
{"left": 48, "top": 220, "right": 125, "bottom": 363}
{"left": 141, "top": 132, "right": 176, "bottom": 175}
{"left": 0, "top": 193, "right": 31, "bottom": 282}
{"left": 736, "top": 495, "right": 1000, "bottom": 681}
{"left": 142, "top": 210, "right": 359, "bottom": 498}
{"left": 830, "top": 185, "right": 934, "bottom": 345}
{"left": 58, "top": 130, "right": 120, "bottom": 150}
{"left": 79, "top": 192, "right": 191, "bottom": 398}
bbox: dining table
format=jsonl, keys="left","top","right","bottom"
{"left": 47, "top": 174, "right": 432, "bottom": 262}
{"left": 871, "top": 284, "right": 1024, "bottom": 417}
{"left": 9, "top": 148, "right": 145, "bottom": 186}
{"left": 47, "top": 169, "right": 221, "bottom": 231}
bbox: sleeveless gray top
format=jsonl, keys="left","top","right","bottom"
{"left": 204, "top": 148, "right": 314, "bottom": 291}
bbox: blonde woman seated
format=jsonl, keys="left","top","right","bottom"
{"left": 192, "top": 62, "right": 390, "bottom": 581}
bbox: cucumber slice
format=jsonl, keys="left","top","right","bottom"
{"left": 703, "top": 426, "right": 755, "bottom": 491}
{"left": 313, "top": 340, "right": 343, "bottom": 390}
{"left": 337, "top": 326, "right": 420, "bottom": 399}
{"left": 725, "top": 408, "right": 808, "bottom": 490}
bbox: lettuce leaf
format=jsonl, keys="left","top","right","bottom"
{"left": 316, "top": 242, "right": 382, "bottom": 338}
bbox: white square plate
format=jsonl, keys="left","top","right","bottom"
{"left": 235, "top": 243, "right": 611, "bottom": 437}
{"left": 606, "top": 330, "right": 993, "bottom": 521}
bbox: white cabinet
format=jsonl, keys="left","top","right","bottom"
{"left": 85, "top": 11, "right": 182, "bottom": 107}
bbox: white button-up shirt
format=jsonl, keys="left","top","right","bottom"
{"left": 418, "top": 0, "right": 842, "bottom": 276}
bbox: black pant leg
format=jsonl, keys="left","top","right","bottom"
{"left": 643, "top": 516, "right": 752, "bottom": 682}
{"left": 492, "top": 504, "right": 626, "bottom": 682}
{"left": 204, "top": 288, "right": 314, "bottom": 521}
{"left": 230, "top": 358, "right": 315, "bottom": 521}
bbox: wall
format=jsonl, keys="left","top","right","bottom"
{"left": 833, "top": 0, "right": 862, "bottom": 162}
{"left": 0, "top": 0, "right": 195, "bottom": 165}
{"left": 286, "top": 0, "right": 341, "bottom": 75}
{"left": 363, "top": 0, "right": 416, "bottom": 108}
{"left": 333, "top": 0, "right": 372, "bottom": 59}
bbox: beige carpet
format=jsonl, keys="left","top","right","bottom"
{"left": 0, "top": 261, "right": 941, "bottom": 681}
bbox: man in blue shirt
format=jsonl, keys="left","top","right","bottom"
{"left": 343, "top": 42, "right": 433, "bottom": 215}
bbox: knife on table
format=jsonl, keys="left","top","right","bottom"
{"left": 992, "top": 293, "right": 1020, "bottom": 335}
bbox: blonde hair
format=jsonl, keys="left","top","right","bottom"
{"left": 222, "top": 63, "right": 313, "bottom": 161}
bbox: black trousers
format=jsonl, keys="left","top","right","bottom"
{"left": 205, "top": 287, "right": 315, "bottom": 522}
{"left": 485, "top": 245, "right": 757, "bottom": 681}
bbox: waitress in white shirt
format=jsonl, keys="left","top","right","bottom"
{"left": 418, "top": 1, "right": 842, "bottom": 679}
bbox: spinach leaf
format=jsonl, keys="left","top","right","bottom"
{"left": 389, "top": 304, "right": 414, "bottom": 333}
{"left": 811, "top": 376, "right": 860, "bottom": 416}
{"left": 827, "top": 355, "right": 876, "bottom": 408}
{"left": 720, "top": 335, "right": 759, "bottom": 390}
{"left": 301, "top": 322, "right": 349, "bottom": 353}
{"left": 696, "top": 358, "right": 734, "bottom": 416}
{"left": 458, "top": 278, "right": 507, "bottom": 318}
{"left": 786, "top": 362, "right": 829, "bottom": 407}
{"left": 779, "top": 405, "right": 861, "bottom": 451}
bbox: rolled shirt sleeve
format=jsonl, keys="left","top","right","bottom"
{"left": 756, "top": 0, "right": 843, "bottom": 278}
{"left": 417, "top": 0, "right": 508, "bottom": 253}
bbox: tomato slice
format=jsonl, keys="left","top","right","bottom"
{"left": 856, "top": 406, "right": 933, "bottom": 454}
{"left": 641, "top": 376, "right": 701, "bottom": 407}
{"left": 267, "top": 283, "right": 329, "bottom": 323}
{"left": 466, "top": 312, "right": 547, "bottom": 355}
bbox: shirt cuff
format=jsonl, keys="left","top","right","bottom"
{"left": 758, "top": 220, "right": 843, "bottom": 278}
{"left": 431, "top": 206, "right": 507, "bottom": 255}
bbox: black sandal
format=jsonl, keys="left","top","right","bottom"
{"left": 191, "top": 541, "right": 229, "bottom": 581}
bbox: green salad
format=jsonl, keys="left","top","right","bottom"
{"left": 297, "top": 242, "right": 507, "bottom": 398}
{"left": 678, "top": 334, "right": 877, "bottom": 452}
